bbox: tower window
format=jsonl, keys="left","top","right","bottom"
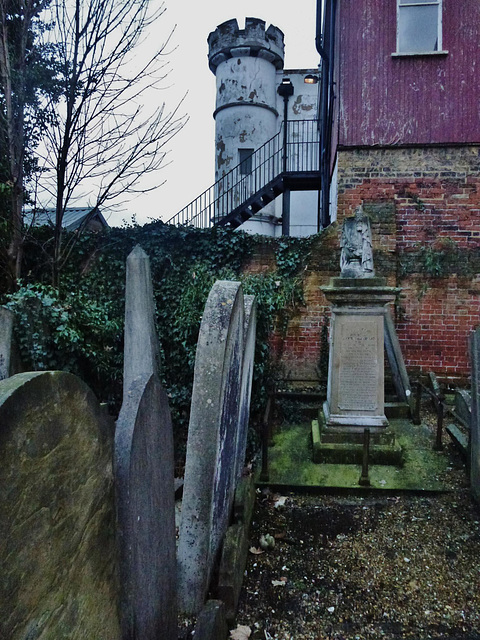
{"left": 397, "top": 0, "right": 442, "bottom": 54}
{"left": 239, "top": 149, "right": 254, "bottom": 175}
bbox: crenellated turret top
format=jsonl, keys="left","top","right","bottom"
{"left": 208, "top": 18, "right": 284, "bottom": 74}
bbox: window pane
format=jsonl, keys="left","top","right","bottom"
{"left": 398, "top": 5, "right": 439, "bottom": 52}
{"left": 400, "top": 1, "right": 437, "bottom": 5}
{"left": 239, "top": 149, "right": 254, "bottom": 175}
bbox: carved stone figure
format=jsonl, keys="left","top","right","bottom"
{"left": 340, "top": 205, "right": 375, "bottom": 278}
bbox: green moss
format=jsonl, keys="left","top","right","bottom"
{"left": 259, "top": 418, "right": 451, "bottom": 491}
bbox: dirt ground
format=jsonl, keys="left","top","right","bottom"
{"left": 236, "top": 442, "right": 480, "bottom": 640}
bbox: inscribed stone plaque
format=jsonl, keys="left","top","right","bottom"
{"left": 338, "top": 319, "right": 379, "bottom": 411}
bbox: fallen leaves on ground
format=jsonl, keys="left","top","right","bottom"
{"left": 236, "top": 441, "right": 480, "bottom": 639}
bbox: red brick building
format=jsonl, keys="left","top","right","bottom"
{"left": 276, "top": 0, "right": 480, "bottom": 383}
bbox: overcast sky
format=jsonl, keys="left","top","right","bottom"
{"left": 108, "top": 0, "right": 319, "bottom": 226}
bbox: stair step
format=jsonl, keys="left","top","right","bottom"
{"left": 249, "top": 200, "right": 263, "bottom": 214}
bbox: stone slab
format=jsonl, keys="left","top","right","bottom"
{"left": 384, "top": 311, "right": 414, "bottom": 413}
{"left": 193, "top": 600, "right": 228, "bottom": 640}
{"left": 178, "top": 281, "right": 245, "bottom": 614}
{"left": 115, "top": 373, "right": 177, "bottom": 640}
{"left": 470, "top": 329, "right": 480, "bottom": 503}
{"left": 0, "top": 371, "right": 119, "bottom": 640}
{"left": 0, "top": 306, "right": 14, "bottom": 380}
{"left": 234, "top": 294, "right": 257, "bottom": 485}
{"left": 455, "top": 389, "right": 472, "bottom": 430}
{"left": 218, "top": 477, "right": 255, "bottom": 621}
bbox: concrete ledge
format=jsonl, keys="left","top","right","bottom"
{"left": 193, "top": 600, "right": 228, "bottom": 640}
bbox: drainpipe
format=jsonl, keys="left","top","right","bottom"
{"left": 277, "top": 78, "right": 294, "bottom": 236}
{"left": 317, "top": 0, "right": 336, "bottom": 230}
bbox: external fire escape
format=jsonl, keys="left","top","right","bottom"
{"left": 166, "top": 120, "right": 321, "bottom": 231}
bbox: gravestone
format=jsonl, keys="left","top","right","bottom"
{"left": 115, "top": 374, "right": 177, "bottom": 639}
{"left": 123, "top": 245, "right": 161, "bottom": 402}
{"left": 0, "top": 371, "right": 119, "bottom": 640}
{"left": 116, "top": 243, "right": 177, "bottom": 638}
{"left": 319, "top": 208, "right": 401, "bottom": 462}
{"left": 471, "top": 329, "right": 480, "bottom": 502}
{"left": 234, "top": 295, "right": 257, "bottom": 484}
{"left": 0, "top": 306, "right": 14, "bottom": 380}
{"left": 178, "top": 280, "right": 245, "bottom": 615}
{"left": 321, "top": 281, "right": 398, "bottom": 444}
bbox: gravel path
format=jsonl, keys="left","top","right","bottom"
{"left": 236, "top": 446, "right": 480, "bottom": 639}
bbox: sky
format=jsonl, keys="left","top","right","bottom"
{"left": 107, "top": 0, "right": 319, "bottom": 227}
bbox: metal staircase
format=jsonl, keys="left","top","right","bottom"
{"left": 166, "top": 120, "right": 321, "bottom": 230}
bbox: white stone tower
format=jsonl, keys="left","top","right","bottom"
{"left": 208, "top": 18, "right": 284, "bottom": 235}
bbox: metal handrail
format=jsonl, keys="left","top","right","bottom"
{"left": 166, "top": 119, "right": 320, "bottom": 229}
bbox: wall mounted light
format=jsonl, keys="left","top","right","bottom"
{"left": 304, "top": 74, "right": 319, "bottom": 84}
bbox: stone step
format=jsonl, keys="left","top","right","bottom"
{"left": 385, "top": 401, "right": 410, "bottom": 419}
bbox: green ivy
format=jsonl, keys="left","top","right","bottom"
{"left": 4, "top": 220, "right": 321, "bottom": 464}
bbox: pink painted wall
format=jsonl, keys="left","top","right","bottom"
{"left": 337, "top": 0, "right": 480, "bottom": 146}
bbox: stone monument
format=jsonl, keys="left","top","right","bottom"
{"left": 471, "top": 328, "right": 480, "bottom": 503}
{"left": 178, "top": 281, "right": 245, "bottom": 615}
{"left": 318, "top": 206, "right": 401, "bottom": 463}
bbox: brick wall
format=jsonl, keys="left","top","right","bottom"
{"left": 335, "top": 145, "right": 480, "bottom": 381}
{"left": 247, "top": 146, "right": 480, "bottom": 385}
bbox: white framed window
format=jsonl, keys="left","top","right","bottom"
{"left": 397, "top": 0, "right": 442, "bottom": 54}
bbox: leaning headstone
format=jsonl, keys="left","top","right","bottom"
{"left": 123, "top": 245, "right": 161, "bottom": 402}
{"left": 115, "top": 374, "right": 177, "bottom": 639}
{"left": 234, "top": 295, "right": 257, "bottom": 484}
{"left": 470, "top": 329, "right": 480, "bottom": 502}
{"left": 0, "top": 371, "right": 119, "bottom": 640}
{"left": 455, "top": 389, "right": 472, "bottom": 429}
{"left": 178, "top": 280, "right": 245, "bottom": 615}
{"left": 0, "top": 306, "right": 14, "bottom": 380}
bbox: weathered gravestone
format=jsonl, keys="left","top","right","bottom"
{"left": 115, "top": 374, "right": 177, "bottom": 640}
{"left": 234, "top": 295, "right": 257, "bottom": 485}
{"left": 0, "top": 371, "right": 119, "bottom": 640}
{"left": 471, "top": 328, "right": 480, "bottom": 503}
{"left": 115, "top": 243, "right": 177, "bottom": 639}
{"left": 0, "top": 306, "right": 14, "bottom": 380}
{"left": 178, "top": 280, "right": 245, "bottom": 615}
{"left": 123, "top": 245, "right": 161, "bottom": 401}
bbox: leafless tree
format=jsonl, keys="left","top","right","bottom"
{"left": 37, "top": 0, "right": 185, "bottom": 285}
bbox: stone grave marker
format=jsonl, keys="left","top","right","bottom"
{"left": 0, "top": 306, "right": 14, "bottom": 380}
{"left": 115, "top": 373, "right": 177, "bottom": 640}
{"left": 471, "top": 328, "right": 480, "bottom": 502}
{"left": 178, "top": 280, "right": 245, "bottom": 614}
{"left": 234, "top": 295, "right": 257, "bottom": 484}
{"left": 115, "top": 242, "right": 177, "bottom": 638}
{"left": 123, "top": 245, "right": 161, "bottom": 402}
{"left": 0, "top": 371, "right": 119, "bottom": 640}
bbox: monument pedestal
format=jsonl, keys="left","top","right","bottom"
{"left": 317, "top": 277, "right": 402, "bottom": 465}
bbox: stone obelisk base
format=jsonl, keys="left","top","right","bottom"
{"left": 316, "top": 277, "right": 402, "bottom": 465}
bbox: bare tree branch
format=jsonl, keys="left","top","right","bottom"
{"left": 32, "top": 0, "right": 186, "bottom": 285}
